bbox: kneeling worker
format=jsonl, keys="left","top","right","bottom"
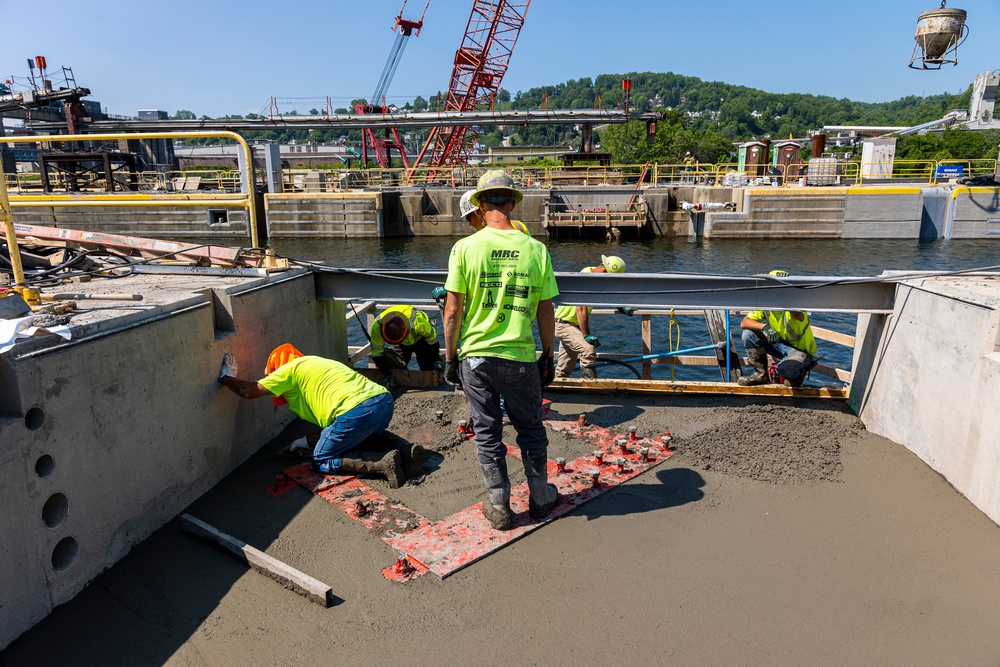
{"left": 554, "top": 255, "right": 631, "bottom": 379}
{"left": 370, "top": 305, "right": 443, "bottom": 375}
{"left": 218, "top": 344, "right": 406, "bottom": 487}
{"left": 737, "top": 270, "right": 817, "bottom": 387}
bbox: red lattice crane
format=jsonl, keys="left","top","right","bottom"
{"left": 412, "top": 0, "right": 531, "bottom": 169}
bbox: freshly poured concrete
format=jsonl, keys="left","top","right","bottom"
{"left": 3, "top": 391, "right": 1000, "bottom": 665}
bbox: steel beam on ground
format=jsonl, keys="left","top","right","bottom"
{"left": 313, "top": 270, "right": 896, "bottom": 313}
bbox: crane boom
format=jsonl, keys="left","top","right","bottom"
{"left": 414, "top": 0, "right": 530, "bottom": 170}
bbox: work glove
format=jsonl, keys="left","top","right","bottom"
{"left": 584, "top": 335, "right": 601, "bottom": 349}
{"left": 218, "top": 352, "right": 238, "bottom": 383}
{"left": 433, "top": 359, "right": 446, "bottom": 372}
{"left": 536, "top": 354, "right": 555, "bottom": 388}
{"left": 432, "top": 286, "right": 448, "bottom": 311}
{"left": 761, "top": 325, "right": 781, "bottom": 344}
{"left": 616, "top": 307, "right": 636, "bottom": 316}
{"left": 444, "top": 359, "right": 462, "bottom": 387}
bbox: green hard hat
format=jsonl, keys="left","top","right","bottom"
{"left": 469, "top": 169, "right": 523, "bottom": 207}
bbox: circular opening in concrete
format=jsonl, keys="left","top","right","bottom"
{"left": 24, "top": 406, "right": 44, "bottom": 431}
{"left": 51, "top": 537, "right": 78, "bottom": 572}
{"left": 35, "top": 455, "right": 55, "bottom": 478}
{"left": 42, "top": 493, "right": 68, "bottom": 528}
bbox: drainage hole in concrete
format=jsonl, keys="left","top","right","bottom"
{"left": 43, "top": 493, "right": 68, "bottom": 528}
{"left": 25, "top": 406, "right": 44, "bottom": 431}
{"left": 51, "top": 537, "right": 78, "bottom": 572}
{"left": 35, "top": 454, "right": 55, "bottom": 478}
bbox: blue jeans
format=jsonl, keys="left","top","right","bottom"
{"left": 313, "top": 392, "right": 394, "bottom": 473}
{"left": 461, "top": 357, "right": 548, "bottom": 464}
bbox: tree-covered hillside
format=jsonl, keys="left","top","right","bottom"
{"left": 179, "top": 70, "right": 995, "bottom": 166}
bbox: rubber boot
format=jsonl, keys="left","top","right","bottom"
{"left": 523, "top": 450, "right": 558, "bottom": 520}
{"left": 581, "top": 367, "right": 597, "bottom": 380}
{"left": 338, "top": 451, "right": 406, "bottom": 489}
{"left": 480, "top": 459, "right": 512, "bottom": 530}
{"left": 737, "top": 346, "right": 768, "bottom": 386}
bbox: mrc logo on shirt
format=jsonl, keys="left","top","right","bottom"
{"left": 490, "top": 249, "right": 520, "bottom": 259}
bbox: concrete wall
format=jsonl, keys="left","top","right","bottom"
{"left": 265, "top": 192, "right": 382, "bottom": 238}
{"left": 850, "top": 278, "right": 1000, "bottom": 526}
{"left": 9, "top": 203, "right": 250, "bottom": 239}
{"left": 0, "top": 270, "right": 347, "bottom": 649}
{"left": 706, "top": 188, "right": 846, "bottom": 238}
{"left": 842, "top": 187, "right": 924, "bottom": 238}
{"left": 945, "top": 186, "right": 1000, "bottom": 238}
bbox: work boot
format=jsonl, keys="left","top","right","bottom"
{"left": 337, "top": 451, "right": 406, "bottom": 489}
{"left": 480, "top": 459, "right": 512, "bottom": 530}
{"left": 737, "top": 347, "right": 769, "bottom": 386}
{"left": 523, "top": 451, "right": 559, "bottom": 520}
{"left": 404, "top": 444, "right": 425, "bottom": 478}
{"left": 581, "top": 367, "right": 597, "bottom": 380}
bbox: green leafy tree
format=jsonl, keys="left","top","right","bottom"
{"left": 173, "top": 109, "right": 196, "bottom": 120}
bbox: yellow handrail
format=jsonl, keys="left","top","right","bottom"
{"left": 0, "top": 131, "right": 259, "bottom": 247}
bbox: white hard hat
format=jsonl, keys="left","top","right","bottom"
{"left": 459, "top": 190, "right": 479, "bottom": 219}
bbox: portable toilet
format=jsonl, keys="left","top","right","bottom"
{"left": 742, "top": 141, "right": 768, "bottom": 176}
{"left": 773, "top": 141, "right": 801, "bottom": 180}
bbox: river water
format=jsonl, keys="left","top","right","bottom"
{"left": 269, "top": 237, "right": 999, "bottom": 382}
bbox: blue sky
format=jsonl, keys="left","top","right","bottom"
{"left": 1, "top": 0, "right": 996, "bottom": 118}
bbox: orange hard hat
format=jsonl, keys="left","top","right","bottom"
{"left": 265, "top": 343, "right": 304, "bottom": 405}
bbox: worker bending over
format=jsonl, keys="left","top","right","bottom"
{"left": 218, "top": 344, "right": 407, "bottom": 487}
{"left": 370, "top": 305, "right": 443, "bottom": 375}
{"left": 554, "top": 255, "right": 632, "bottom": 379}
{"left": 444, "top": 169, "right": 559, "bottom": 531}
{"left": 737, "top": 270, "right": 817, "bottom": 387}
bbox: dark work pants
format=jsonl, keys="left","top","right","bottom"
{"left": 461, "top": 356, "right": 548, "bottom": 465}
{"left": 373, "top": 339, "right": 441, "bottom": 374}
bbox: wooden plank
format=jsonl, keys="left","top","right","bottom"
{"left": 812, "top": 326, "right": 856, "bottom": 347}
{"left": 814, "top": 363, "right": 852, "bottom": 382}
{"left": 356, "top": 367, "right": 440, "bottom": 388}
{"left": 549, "top": 376, "right": 849, "bottom": 399}
{"left": 641, "top": 315, "right": 652, "bottom": 380}
{"left": 703, "top": 310, "right": 742, "bottom": 382}
{"left": 343, "top": 300, "right": 375, "bottom": 323}
{"left": 180, "top": 514, "right": 334, "bottom": 607}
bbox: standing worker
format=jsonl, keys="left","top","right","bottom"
{"left": 683, "top": 151, "right": 696, "bottom": 182}
{"left": 218, "top": 344, "right": 407, "bottom": 487}
{"left": 370, "top": 305, "right": 443, "bottom": 375}
{"left": 553, "top": 255, "right": 632, "bottom": 380}
{"left": 736, "top": 270, "right": 817, "bottom": 387}
{"left": 443, "top": 169, "right": 560, "bottom": 531}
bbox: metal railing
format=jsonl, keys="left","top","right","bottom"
{"left": 1, "top": 131, "right": 260, "bottom": 247}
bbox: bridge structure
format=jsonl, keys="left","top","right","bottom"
{"left": 24, "top": 109, "right": 664, "bottom": 134}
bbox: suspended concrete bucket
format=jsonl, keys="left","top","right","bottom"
{"left": 909, "top": 4, "right": 968, "bottom": 70}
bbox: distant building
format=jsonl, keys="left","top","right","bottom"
{"left": 486, "top": 144, "right": 572, "bottom": 164}
{"left": 138, "top": 109, "right": 168, "bottom": 120}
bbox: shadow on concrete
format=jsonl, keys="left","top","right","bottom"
{"left": 0, "top": 423, "right": 323, "bottom": 666}
{"left": 573, "top": 467, "right": 705, "bottom": 521}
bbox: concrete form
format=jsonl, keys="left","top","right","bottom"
{"left": 0, "top": 269, "right": 346, "bottom": 648}
{"left": 851, "top": 274, "right": 1000, "bottom": 525}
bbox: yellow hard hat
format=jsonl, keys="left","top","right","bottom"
{"left": 769, "top": 269, "right": 790, "bottom": 277}
{"left": 601, "top": 255, "right": 626, "bottom": 273}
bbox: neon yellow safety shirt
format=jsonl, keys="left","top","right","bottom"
{"left": 746, "top": 310, "right": 817, "bottom": 356}
{"left": 259, "top": 356, "right": 388, "bottom": 427}
{"left": 554, "top": 267, "right": 594, "bottom": 325}
{"left": 445, "top": 226, "right": 559, "bottom": 362}
{"left": 370, "top": 305, "right": 437, "bottom": 357}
